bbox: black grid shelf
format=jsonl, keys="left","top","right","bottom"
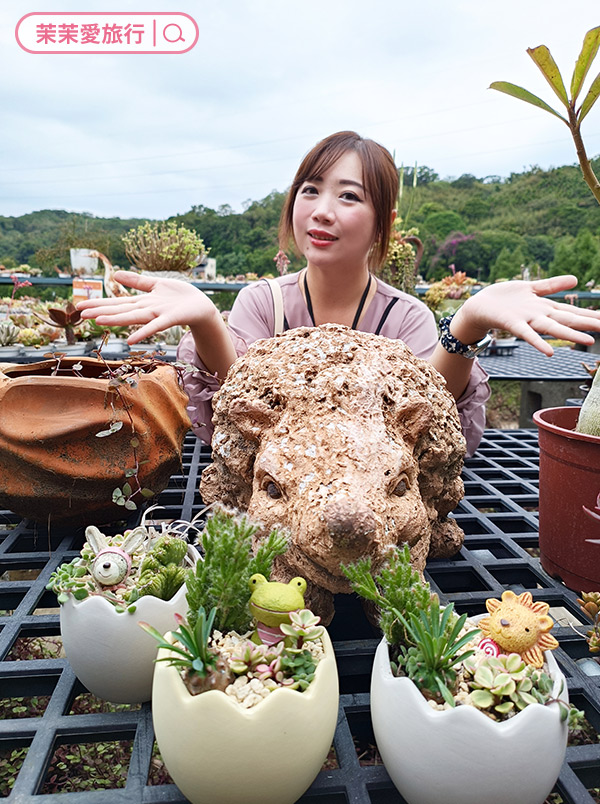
{"left": 1, "top": 429, "right": 599, "bottom": 803}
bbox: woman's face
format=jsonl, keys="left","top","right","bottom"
{"left": 292, "top": 150, "right": 378, "bottom": 273}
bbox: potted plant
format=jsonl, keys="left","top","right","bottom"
{"left": 0, "top": 344, "right": 190, "bottom": 526}
{"left": 122, "top": 221, "right": 207, "bottom": 278}
{"left": 142, "top": 505, "right": 339, "bottom": 804}
{"left": 423, "top": 268, "right": 478, "bottom": 322}
{"left": 342, "top": 545, "right": 578, "bottom": 804}
{"left": 32, "top": 300, "right": 92, "bottom": 353}
{"left": 0, "top": 320, "right": 24, "bottom": 360}
{"left": 492, "top": 27, "right": 600, "bottom": 590}
{"left": 46, "top": 514, "right": 198, "bottom": 703}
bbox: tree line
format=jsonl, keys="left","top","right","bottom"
{"left": 1, "top": 157, "right": 600, "bottom": 285}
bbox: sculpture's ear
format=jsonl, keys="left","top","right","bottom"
{"left": 85, "top": 525, "right": 109, "bottom": 556}
{"left": 228, "top": 398, "right": 281, "bottom": 441}
{"left": 391, "top": 396, "right": 434, "bottom": 445}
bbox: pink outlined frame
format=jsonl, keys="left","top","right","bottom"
{"left": 15, "top": 12, "right": 199, "bottom": 54}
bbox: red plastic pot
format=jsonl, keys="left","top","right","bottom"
{"left": 533, "top": 406, "right": 600, "bottom": 591}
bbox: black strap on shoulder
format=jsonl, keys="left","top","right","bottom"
{"left": 374, "top": 297, "right": 400, "bottom": 335}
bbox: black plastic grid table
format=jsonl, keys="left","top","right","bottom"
{"left": 1, "top": 430, "right": 599, "bottom": 804}
{"left": 478, "top": 342, "right": 593, "bottom": 381}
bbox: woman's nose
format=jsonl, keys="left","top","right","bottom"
{"left": 311, "top": 196, "right": 334, "bottom": 223}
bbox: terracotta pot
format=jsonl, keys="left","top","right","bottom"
{"left": 371, "top": 632, "right": 568, "bottom": 804}
{"left": 0, "top": 356, "right": 190, "bottom": 525}
{"left": 152, "top": 629, "right": 339, "bottom": 804}
{"left": 533, "top": 406, "right": 600, "bottom": 591}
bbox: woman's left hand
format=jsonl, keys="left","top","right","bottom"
{"left": 454, "top": 274, "right": 600, "bottom": 356}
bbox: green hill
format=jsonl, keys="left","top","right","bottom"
{"left": 2, "top": 158, "right": 600, "bottom": 284}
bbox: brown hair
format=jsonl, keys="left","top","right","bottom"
{"left": 278, "top": 131, "right": 398, "bottom": 270}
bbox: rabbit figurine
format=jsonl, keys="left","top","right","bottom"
{"left": 85, "top": 525, "right": 146, "bottom": 587}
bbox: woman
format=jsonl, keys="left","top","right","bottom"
{"left": 77, "top": 131, "right": 600, "bottom": 454}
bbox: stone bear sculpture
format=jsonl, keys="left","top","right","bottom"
{"left": 200, "top": 324, "right": 466, "bottom": 621}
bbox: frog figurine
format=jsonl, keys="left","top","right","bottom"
{"left": 248, "top": 573, "right": 307, "bottom": 645}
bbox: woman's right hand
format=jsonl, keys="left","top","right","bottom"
{"left": 76, "top": 270, "right": 218, "bottom": 345}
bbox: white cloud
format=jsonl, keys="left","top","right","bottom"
{"left": 1, "top": 0, "right": 599, "bottom": 218}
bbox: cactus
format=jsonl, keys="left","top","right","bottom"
{"left": 136, "top": 563, "right": 187, "bottom": 601}
{"left": 341, "top": 544, "right": 433, "bottom": 649}
{"left": 576, "top": 369, "right": 600, "bottom": 436}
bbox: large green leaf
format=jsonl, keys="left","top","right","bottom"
{"left": 489, "top": 81, "right": 567, "bottom": 122}
{"left": 579, "top": 71, "right": 600, "bottom": 123}
{"left": 571, "top": 27, "right": 600, "bottom": 101}
{"left": 526, "top": 45, "right": 569, "bottom": 107}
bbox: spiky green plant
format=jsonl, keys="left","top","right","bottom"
{"left": 185, "top": 505, "right": 288, "bottom": 634}
{"left": 395, "top": 598, "right": 480, "bottom": 706}
{"left": 140, "top": 606, "right": 233, "bottom": 695}
{"left": 341, "top": 544, "right": 433, "bottom": 647}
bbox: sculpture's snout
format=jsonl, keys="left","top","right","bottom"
{"left": 323, "top": 494, "right": 378, "bottom": 549}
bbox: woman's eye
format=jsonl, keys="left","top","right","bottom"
{"left": 341, "top": 191, "right": 361, "bottom": 202}
{"left": 263, "top": 479, "right": 282, "bottom": 499}
{"left": 300, "top": 185, "right": 318, "bottom": 195}
{"left": 392, "top": 474, "right": 410, "bottom": 497}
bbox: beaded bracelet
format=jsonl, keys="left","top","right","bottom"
{"left": 439, "top": 314, "right": 492, "bottom": 359}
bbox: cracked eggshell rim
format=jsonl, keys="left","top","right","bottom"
{"left": 60, "top": 544, "right": 197, "bottom": 704}
{"left": 370, "top": 614, "right": 568, "bottom": 804}
{"left": 151, "top": 628, "right": 339, "bottom": 804}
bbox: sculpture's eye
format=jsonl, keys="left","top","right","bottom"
{"left": 392, "top": 474, "right": 410, "bottom": 497}
{"left": 262, "top": 477, "right": 282, "bottom": 499}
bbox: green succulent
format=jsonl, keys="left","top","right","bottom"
{"left": 140, "top": 606, "right": 233, "bottom": 695}
{"left": 146, "top": 534, "right": 188, "bottom": 567}
{"left": 279, "top": 649, "right": 318, "bottom": 691}
{"left": 135, "top": 564, "right": 187, "bottom": 601}
{"left": 123, "top": 221, "right": 207, "bottom": 273}
{"left": 341, "top": 544, "right": 432, "bottom": 648}
{"left": 0, "top": 320, "right": 20, "bottom": 346}
{"left": 280, "top": 609, "right": 324, "bottom": 649}
{"left": 185, "top": 505, "right": 288, "bottom": 635}
{"left": 395, "top": 598, "right": 480, "bottom": 706}
{"left": 47, "top": 560, "right": 94, "bottom": 604}
{"left": 463, "top": 652, "right": 559, "bottom": 719}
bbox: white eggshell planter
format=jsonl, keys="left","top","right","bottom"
{"left": 370, "top": 628, "right": 568, "bottom": 804}
{"left": 152, "top": 629, "right": 339, "bottom": 804}
{"left": 60, "top": 546, "right": 196, "bottom": 704}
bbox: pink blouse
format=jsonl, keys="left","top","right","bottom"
{"left": 177, "top": 274, "right": 490, "bottom": 455}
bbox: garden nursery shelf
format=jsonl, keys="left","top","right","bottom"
{"left": 1, "top": 430, "right": 599, "bottom": 804}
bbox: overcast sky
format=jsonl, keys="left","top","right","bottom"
{"left": 1, "top": 0, "right": 599, "bottom": 221}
